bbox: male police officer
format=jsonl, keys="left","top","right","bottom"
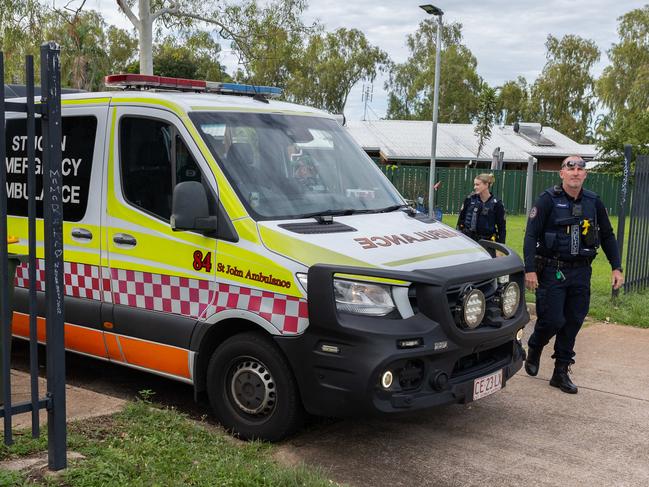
{"left": 523, "top": 156, "right": 624, "bottom": 393}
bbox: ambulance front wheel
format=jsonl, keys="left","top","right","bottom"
{"left": 206, "top": 331, "right": 304, "bottom": 441}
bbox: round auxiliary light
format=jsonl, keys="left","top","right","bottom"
{"left": 381, "top": 370, "right": 393, "bottom": 389}
{"left": 462, "top": 289, "right": 486, "bottom": 329}
{"left": 501, "top": 282, "right": 521, "bottom": 319}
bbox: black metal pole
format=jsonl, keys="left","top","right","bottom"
{"left": 26, "top": 54, "right": 40, "bottom": 438}
{"left": 613, "top": 145, "right": 631, "bottom": 297}
{"left": 40, "top": 41, "right": 67, "bottom": 471}
{"left": 0, "top": 52, "right": 15, "bottom": 446}
{"left": 638, "top": 160, "right": 649, "bottom": 291}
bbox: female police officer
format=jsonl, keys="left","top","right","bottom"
{"left": 457, "top": 173, "right": 506, "bottom": 245}
{"left": 523, "top": 156, "right": 624, "bottom": 394}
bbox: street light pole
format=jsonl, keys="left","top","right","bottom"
{"left": 420, "top": 4, "right": 443, "bottom": 218}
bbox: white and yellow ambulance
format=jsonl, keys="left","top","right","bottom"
{"left": 5, "top": 74, "right": 528, "bottom": 440}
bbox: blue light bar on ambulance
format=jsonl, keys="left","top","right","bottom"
{"left": 104, "top": 74, "right": 282, "bottom": 98}
{"left": 207, "top": 82, "right": 282, "bottom": 98}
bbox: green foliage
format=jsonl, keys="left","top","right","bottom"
{"left": 224, "top": 0, "right": 312, "bottom": 88}
{"left": 46, "top": 9, "right": 122, "bottom": 91}
{"left": 151, "top": 33, "right": 230, "bottom": 81}
{"left": 495, "top": 77, "right": 530, "bottom": 125}
{"left": 474, "top": 83, "right": 498, "bottom": 158}
{"left": 596, "top": 5, "right": 649, "bottom": 170}
{"left": 107, "top": 25, "right": 139, "bottom": 74}
{"left": 0, "top": 0, "right": 46, "bottom": 84}
{"left": 529, "top": 34, "right": 600, "bottom": 143}
{"left": 385, "top": 20, "right": 481, "bottom": 122}
{"left": 288, "top": 28, "right": 389, "bottom": 113}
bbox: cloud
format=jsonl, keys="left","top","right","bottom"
{"left": 80, "top": 0, "right": 641, "bottom": 119}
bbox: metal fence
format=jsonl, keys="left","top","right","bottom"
{"left": 379, "top": 165, "right": 623, "bottom": 215}
{"left": 624, "top": 155, "right": 649, "bottom": 293}
{"left": 1, "top": 43, "right": 67, "bottom": 470}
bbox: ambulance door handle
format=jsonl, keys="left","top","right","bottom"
{"left": 71, "top": 228, "right": 93, "bottom": 240}
{"left": 113, "top": 233, "right": 137, "bottom": 247}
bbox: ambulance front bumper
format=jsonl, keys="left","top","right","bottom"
{"left": 275, "top": 242, "right": 529, "bottom": 417}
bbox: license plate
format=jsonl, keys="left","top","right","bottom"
{"left": 473, "top": 369, "right": 503, "bottom": 401}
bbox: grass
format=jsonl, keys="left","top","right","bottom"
{"left": 446, "top": 213, "right": 648, "bottom": 328}
{"left": 0, "top": 399, "right": 334, "bottom": 486}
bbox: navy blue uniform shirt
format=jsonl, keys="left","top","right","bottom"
{"left": 524, "top": 186, "right": 621, "bottom": 272}
{"left": 457, "top": 193, "right": 506, "bottom": 243}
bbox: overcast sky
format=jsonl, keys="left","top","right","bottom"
{"left": 88, "top": 0, "right": 641, "bottom": 120}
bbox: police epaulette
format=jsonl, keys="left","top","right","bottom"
{"left": 545, "top": 185, "right": 563, "bottom": 197}
{"left": 581, "top": 189, "right": 597, "bottom": 199}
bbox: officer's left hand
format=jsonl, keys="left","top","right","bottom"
{"left": 612, "top": 269, "right": 624, "bottom": 290}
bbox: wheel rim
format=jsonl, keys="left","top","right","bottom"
{"left": 228, "top": 357, "right": 276, "bottom": 418}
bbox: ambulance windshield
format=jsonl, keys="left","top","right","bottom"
{"left": 189, "top": 112, "right": 404, "bottom": 220}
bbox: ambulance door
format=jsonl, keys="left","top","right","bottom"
{"left": 103, "top": 106, "right": 218, "bottom": 380}
{"left": 6, "top": 107, "right": 109, "bottom": 358}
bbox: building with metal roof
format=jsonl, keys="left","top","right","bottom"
{"left": 345, "top": 120, "right": 596, "bottom": 171}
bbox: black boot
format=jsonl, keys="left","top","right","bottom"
{"left": 550, "top": 363, "right": 578, "bottom": 394}
{"left": 524, "top": 345, "right": 543, "bottom": 376}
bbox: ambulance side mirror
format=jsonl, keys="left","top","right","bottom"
{"left": 171, "top": 182, "right": 218, "bottom": 234}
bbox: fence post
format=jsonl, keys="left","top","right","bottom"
{"left": 524, "top": 156, "right": 537, "bottom": 214}
{"left": 0, "top": 52, "right": 14, "bottom": 446}
{"left": 40, "top": 41, "right": 67, "bottom": 471}
{"left": 614, "top": 145, "right": 632, "bottom": 297}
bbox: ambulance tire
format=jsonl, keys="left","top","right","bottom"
{"left": 206, "top": 331, "right": 304, "bottom": 441}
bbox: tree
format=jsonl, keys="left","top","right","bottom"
{"left": 495, "top": 76, "right": 530, "bottom": 125}
{"left": 148, "top": 33, "right": 230, "bottom": 81}
{"left": 474, "top": 84, "right": 498, "bottom": 159}
{"left": 0, "top": 0, "right": 45, "bottom": 83}
{"left": 225, "top": 0, "right": 311, "bottom": 88}
{"left": 107, "top": 25, "right": 139, "bottom": 74}
{"left": 47, "top": 5, "right": 110, "bottom": 90}
{"left": 385, "top": 20, "right": 482, "bottom": 122}
{"left": 287, "top": 28, "right": 388, "bottom": 114}
{"left": 116, "top": 0, "right": 310, "bottom": 78}
{"left": 44, "top": 3, "right": 138, "bottom": 91}
{"left": 528, "top": 34, "right": 600, "bottom": 142}
{"left": 596, "top": 5, "right": 649, "bottom": 168}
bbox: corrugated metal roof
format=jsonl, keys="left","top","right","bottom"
{"left": 345, "top": 120, "right": 595, "bottom": 163}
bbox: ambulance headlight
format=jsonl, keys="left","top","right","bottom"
{"left": 333, "top": 279, "right": 395, "bottom": 316}
{"left": 461, "top": 289, "right": 486, "bottom": 329}
{"left": 500, "top": 282, "right": 520, "bottom": 319}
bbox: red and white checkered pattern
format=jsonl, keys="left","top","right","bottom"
{"left": 15, "top": 259, "right": 108, "bottom": 301}
{"left": 209, "top": 283, "right": 309, "bottom": 334}
{"left": 110, "top": 268, "right": 215, "bottom": 318}
{"left": 14, "top": 259, "right": 309, "bottom": 334}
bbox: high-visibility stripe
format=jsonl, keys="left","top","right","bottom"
{"left": 12, "top": 312, "right": 190, "bottom": 379}
{"left": 117, "top": 335, "right": 190, "bottom": 379}
{"left": 11, "top": 312, "right": 108, "bottom": 358}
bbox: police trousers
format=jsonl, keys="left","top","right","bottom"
{"left": 528, "top": 265, "right": 592, "bottom": 365}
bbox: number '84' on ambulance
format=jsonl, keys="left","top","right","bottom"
{"left": 5, "top": 74, "right": 529, "bottom": 441}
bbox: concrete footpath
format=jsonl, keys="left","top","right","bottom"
{"left": 275, "top": 321, "right": 649, "bottom": 487}
{"left": 1, "top": 370, "right": 126, "bottom": 431}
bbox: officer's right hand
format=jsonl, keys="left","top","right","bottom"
{"left": 525, "top": 272, "right": 538, "bottom": 291}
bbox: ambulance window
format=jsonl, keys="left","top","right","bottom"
{"left": 4, "top": 116, "right": 96, "bottom": 222}
{"left": 119, "top": 116, "right": 213, "bottom": 221}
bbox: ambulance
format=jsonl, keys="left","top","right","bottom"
{"left": 5, "top": 74, "right": 529, "bottom": 441}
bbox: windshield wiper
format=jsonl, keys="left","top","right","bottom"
{"left": 351, "top": 204, "right": 415, "bottom": 215}
{"left": 294, "top": 209, "right": 357, "bottom": 220}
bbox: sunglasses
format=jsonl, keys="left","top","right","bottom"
{"left": 562, "top": 159, "right": 586, "bottom": 169}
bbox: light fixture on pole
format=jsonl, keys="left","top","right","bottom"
{"left": 419, "top": 4, "right": 443, "bottom": 218}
